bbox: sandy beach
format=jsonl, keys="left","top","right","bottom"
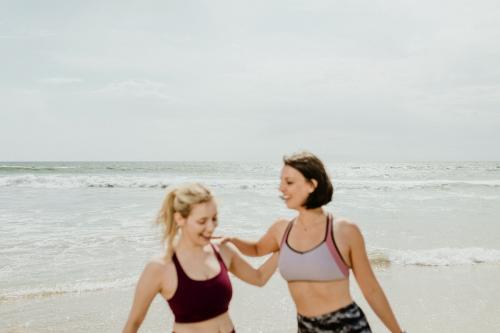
{"left": 2, "top": 264, "right": 500, "bottom": 332}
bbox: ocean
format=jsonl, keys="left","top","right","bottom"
{"left": 1, "top": 161, "right": 499, "bottom": 332}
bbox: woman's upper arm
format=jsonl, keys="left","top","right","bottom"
{"left": 344, "top": 222, "right": 379, "bottom": 295}
{"left": 255, "top": 219, "right": 287, "bottom": 255}
{"left": 125, "top": 262, "right": 164, "bottom": 326}
{"left": 220, "top": 243, "right": 258, "bottom": 282}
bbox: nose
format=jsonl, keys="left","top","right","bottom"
{"left": 279, "top": 181, "right": 285, "bottom": 193}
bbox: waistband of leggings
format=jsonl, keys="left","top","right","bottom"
{"left": 297, "top": 302, "right": 359, "bottom": 320}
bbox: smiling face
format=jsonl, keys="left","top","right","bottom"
{"left": 175, "top": 199, "right": 218, "bottom": 246}
{"left": 279, "top": 165, "right": 317, "bottom": 210}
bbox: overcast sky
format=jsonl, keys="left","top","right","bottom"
{"left": 1, "top": 0, "right": 499, "bottom": 161}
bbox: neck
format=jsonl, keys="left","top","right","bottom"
{"left": 296, "top": 207, "right": 325, "bottom": 225}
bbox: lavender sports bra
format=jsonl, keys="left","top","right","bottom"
{"left": 278, "top": 213, "right": 350, "bottom": 281}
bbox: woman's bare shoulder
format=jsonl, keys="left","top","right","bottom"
{"left": 268, "top": 217, "right": 291, "bottom": 238}
{"left": 145, "top": 254, "right": 176, "bottom": 276}
{"left": 271, "top": 217, "right": 291, "bottom": 230}
{"left": 334, "top": 217, "right": 364, "bottom": 242}
{"left": 140, "top": 254, "right": 178, "bottom": 298}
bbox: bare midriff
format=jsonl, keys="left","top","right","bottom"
{"left": 288, "top": 279, "right": 353, "bottom": 317}
{"left": 172, "top": 312, "right": 234, "bottom": 333}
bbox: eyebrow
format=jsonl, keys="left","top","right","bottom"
{"left": 198, "top": 215, "right": 218, "bottom": 221}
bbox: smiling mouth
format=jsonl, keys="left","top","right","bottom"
{"left": 280, "top": 195, "right": 291, "bottom": 201}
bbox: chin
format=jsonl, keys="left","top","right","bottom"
{"left": 199, "top": 235, "right": 211, "bottom": 244}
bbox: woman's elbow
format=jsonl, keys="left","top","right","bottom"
{"left": 253, "top": 279, "right": 267, "bottom": 287}
{"left": 251, "top": 245, "right": 263, "bottom": 257}
{"left": 255, "top": 277, "right": 267, "bottom": 287}
{"left": 258, "top": 271, "right": 274, "bottom": 287}
{"left": 252, "top": 272, "right": 267, "bottom": 287}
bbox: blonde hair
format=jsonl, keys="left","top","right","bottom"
{"left": 156, "top": 183, "right": 213, "bottom": 257}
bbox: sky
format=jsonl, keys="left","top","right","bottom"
{"left": 1, "top": 0, "right": 499, "bottom": 161}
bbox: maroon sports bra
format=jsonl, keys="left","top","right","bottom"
{"left": 167, "top": 244, "right": 233, "bottom": 323}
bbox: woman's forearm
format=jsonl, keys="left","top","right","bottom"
{"left": 228, "top": 237, "right": 260, "bottom": 256}
{"left": 122, "top": 320, "right": 140, "bottom": 333}
{"left": 364, "top": 287, "right": 402, "bottom": 333}
{"left": 255, "top": 252, "right": 279, "bottom": 286}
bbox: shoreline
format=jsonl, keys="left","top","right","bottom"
{"left": 2, "top": 264, "right": 500, "bottom": 333}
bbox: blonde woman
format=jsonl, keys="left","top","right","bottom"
{"left": 223, "top": 152, "right": 404, "bottom": 333}
{"left": 123, "top": 183, "right": 278, "bottom": 333}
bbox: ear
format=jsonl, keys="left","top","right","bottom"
{"left": 174, "top": 212, "right": 186, "bottom": 227}
{"left": 309, "top": 179, "right": 318, "bottom": 193}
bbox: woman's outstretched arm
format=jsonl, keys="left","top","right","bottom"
{"left": 343, "top": 221, "right": 403, "bottom": 333}
{"left": 222, "top": 219, "right": 287, "bottom": 256}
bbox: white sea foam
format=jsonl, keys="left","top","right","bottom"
{"left": 0, "top": 165, "right": 77, "bottom": 171}
{"left": 0, "top": 265, "right": 13, "bottom": 279}
{"left": 1, "top": 174, "right": 499, "bottom": 190}
{"left": 0, "top": 175, "right": 172, "bottom": 189}
{"left": 338, "top": 179, "right": 500, "bottom": 191}
{"left": 0, "top": 277, "right": 136, "bottom": 302}
{"left": 369, "top": 247, "right": 500, "bottom": 266}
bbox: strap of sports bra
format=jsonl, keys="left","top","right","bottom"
{"left": 326, "top": 213, "right": 333, "bottom": 239}
{"left": 172, "top": 252, "right": 188, "bottom": 279}
{"left": 280, "top": 220, "right": 294, "bottom": 247}
{"left": 210, "top": 243, "right": 228, "bottom": 271}
{"left": 325, "top": 213, "right": 350, "bottom": 274}
{"left": 210, "top": 243, "right": 222, "bottom": 260}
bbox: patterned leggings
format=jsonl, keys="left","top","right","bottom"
{"left": 297, "top": 302, "right": 372, "bottom": 333}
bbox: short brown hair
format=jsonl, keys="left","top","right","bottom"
{"left": 283, "top": 151, "right": 333, "bottom": 209}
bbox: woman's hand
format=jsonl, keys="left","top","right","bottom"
{"left": 210, "top": 235, "right": 233, "bottom": 244}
